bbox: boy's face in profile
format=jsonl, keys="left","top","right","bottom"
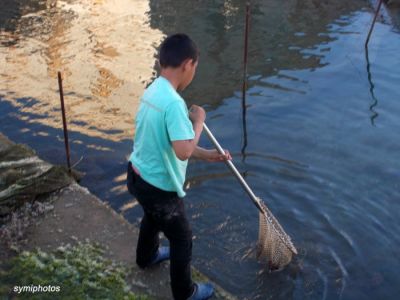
{"left": 179, "top": 59, "right": 198, "bottom": 91}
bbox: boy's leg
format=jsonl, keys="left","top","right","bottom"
{"left": 127, "top": 162, "right": 161, "bottom": 268}
{"left": 136, "top": 211, "right": 160, "bottom": 268}
{"left": 162, "top": 198, "right": 195, "bottom": 300}
{"left": 126, "top": 161, "right": 137, "bottom": 197}
{"left": 127, "top": 163, "right": 193, "bottom": 298}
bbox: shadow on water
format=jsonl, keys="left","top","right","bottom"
{"left": 0, "top": 0, "right": 46, "bottom": 32}
{"left": 0, "top": 95, "right": 136, "bottom": 217}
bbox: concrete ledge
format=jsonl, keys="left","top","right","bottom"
{"left": 0, "top": 132, "right": 237, "bottom": 299}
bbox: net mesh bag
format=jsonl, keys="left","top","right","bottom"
{"left": 256, "top": 200, "right": 297, "bottom": 271}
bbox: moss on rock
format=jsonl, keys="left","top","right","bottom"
{"left": 0, "top": 242, "right": 151, "bottom": 299}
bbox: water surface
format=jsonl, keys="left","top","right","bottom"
{"left": 1, "top": 0, "right": 400, "bottom": 299}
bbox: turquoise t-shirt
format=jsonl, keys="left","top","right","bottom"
{"left": 129, "top": 76, "right": 195, "bottom": 197}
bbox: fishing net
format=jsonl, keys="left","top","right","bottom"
{"left": 202, "top": 123, "right": 297, "bottom": 271}
{"left": 0, "top": 134, "right": 74, "bottom": 218}
{"left": 257, "top": 200, "right": 297, "bottom": 271}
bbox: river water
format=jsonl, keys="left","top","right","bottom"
{"left": 1, "top": 0, "right": 400, "bottom": 299}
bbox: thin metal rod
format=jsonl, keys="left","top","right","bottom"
{"left": 365, "top": 0, "right": 383, "bottom": 48}
{"left": 241, "top": 93, "right": 248, "bottom": 161}
{"left": 203, "top": 123, "right": 263, "bottom": 213}
{"left": 241, "top": 2, "right": 250, "bottom": 160}
{"left": 242, "top": 2, "right": 250, "bottom": 101}
{"left": 57, "top": 71, "right": 71, "bottom": 174}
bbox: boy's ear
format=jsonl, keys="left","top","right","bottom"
{"left": 182, "top": 59, "right": 194, "bottom": 71}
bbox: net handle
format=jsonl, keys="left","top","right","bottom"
{"left": 203, "top": 123, "right": 264, "bottom": 214}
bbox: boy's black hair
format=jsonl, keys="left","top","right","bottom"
{"left": 159, "top": 33, "right": 199, "bottom": 68}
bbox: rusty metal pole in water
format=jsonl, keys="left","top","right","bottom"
{"left": 365, "top": 0, "right": 383, "bottom": 48}
{"left": 242, "top": 2, "right": 250, "bottom": 101}
{"left": 57, "top": 71, "right": 72, "bottom": 174}
{"left": 241, "top": 2, "right": 250, "bottom": 161}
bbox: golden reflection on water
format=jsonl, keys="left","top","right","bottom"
{"left": 0, "top": 0, "right": 164, "bottom": 141}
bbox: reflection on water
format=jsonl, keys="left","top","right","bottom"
{"left": 1, "top": 0, "right": 400, "bottom": 299}
{"left": 365, "top": 45, "right": 380, "bottom": 125}
{"left": 1, "top": 0, "right": 163, "bottom": 141}
{"left": 147, "top": 0, "right": 361, "bottom": 106}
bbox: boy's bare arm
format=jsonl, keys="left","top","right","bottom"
{"left": 172, "top": 121, "right": 203, "bottom": 160}
{"left": 172, "top": 105, "right": 231, "bottom": 161}
{"left": 192, "top": 146, "right": 208, "bottom": 159}
{"left": 192, "top": 146, "right": 232, "bottom": 162}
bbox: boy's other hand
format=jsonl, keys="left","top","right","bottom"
{"left": 189, "top": 105, "right": 206, "bottom": 124}
{"left": 204, "top": 149, "right": 232, "bottom": 162}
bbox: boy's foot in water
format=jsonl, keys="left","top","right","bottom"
{"left": 149, "top": 246, "right": 170, "bottom": 266}
{"left": 188, "top": 282, "right": 214, "bottom": 300}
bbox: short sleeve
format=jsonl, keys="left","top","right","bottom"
{"left": 165, "top": 101, "right": 195, "bottom": 141}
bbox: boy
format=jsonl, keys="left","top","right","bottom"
{"left": 126, "top": 34, "right": 231, "bottom": 300}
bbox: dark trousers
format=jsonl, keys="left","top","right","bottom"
{"left": 126, "top": 161, "right": 194, "bottom": 300}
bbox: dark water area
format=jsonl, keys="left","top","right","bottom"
{"left": 1, "top": 0, "right": 400, "bottom": 299}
